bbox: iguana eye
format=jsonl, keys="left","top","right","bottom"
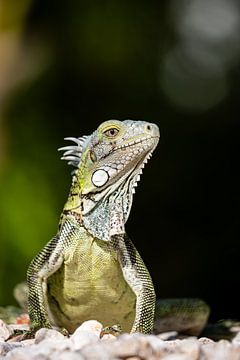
{"left": 104, "top": 128, "right": 119, "bottom": 138}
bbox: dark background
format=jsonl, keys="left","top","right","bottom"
{"left": 0, "top": 0, "right": 239, "bottom": 322}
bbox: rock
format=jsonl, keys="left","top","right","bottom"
{"left": 199, "top": 338, "right": 233, "bottom": 360}
{"left": 81, "top": 333, "right": 204, "bottom": 360}
{"left": 198, "top": 337, "right": 215, "bottom": 345}
{"left": 144, "top": 334, "right": 167, "bottom": 353}
{"left": 232, "top": 331, "right": 240, "bottom": 344}
{"left": 35, "top": 338, "right": 71, "bottom": 352}
{"left": 6, "top": 338, "right": 71, "bottom": 359}
{"left": 80, "top": 341, "right": 115, "bottom": 360}
{"left": 72, "top": 320, "right": 103, "bottom": 337}
{"left": 70, "top": 331, "right": 99, "bottom": 351}
{"left": 160, "top": 356, "right": 188, "bottom": 360}
{"left": 163, "top": 355, "right": 193, "bottom": 360}
{"left": 176, "top": 338, "right": 200, "bottom": 359}
{"left": 6, "top": 346, "right": 49, "bottom": 360}
{"left": 0, "top": 320, "right": 12, "bottom": 341}
{"left": 51, "top": 350, "right": 85, "bottom": 360}
{"left": 97, "top": 333, "right": 166, "bottom": 359}
{"left": 21, "top": 339, "right": 35, "bottom": 346}
{"left": 162, "top": 338, "right": 200, "bottom": 360}
{"left": 69, "top": 321, "right": 102, "bottom": 351}
{"left": 100, "top": 333, "right": 117, "bottom": 341}
{"left": 201, "top": 339, "right": 240, "bottom": 360}
{"left": 35, "top": 328, "right": 65, "bottom": 344}
{"left": 0, "top": 342, "right": 23, "bottom": 356}
{"left": 158, "top": 331, "right": 178, "bottom": 340}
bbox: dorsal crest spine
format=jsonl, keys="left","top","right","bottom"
{"left": 58, "top": 135, "right": 89, "bottom": 167}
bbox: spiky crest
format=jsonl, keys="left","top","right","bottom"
{"left": 58, "top": 135, "right": 90, "bottom": 167}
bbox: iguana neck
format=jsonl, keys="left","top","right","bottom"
{"left": 63, "top": 171, "right": 134, "bottom": 241}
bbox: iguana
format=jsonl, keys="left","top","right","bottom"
{"left": 26, "top": 119, "right": 210, "bottom": 337}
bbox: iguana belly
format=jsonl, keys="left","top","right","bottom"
{"left": 47, "top": 231, "right": 136, "bottom": 333}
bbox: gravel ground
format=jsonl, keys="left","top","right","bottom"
{"left": 1, "top": 319, "right": 240, "bottom": 359}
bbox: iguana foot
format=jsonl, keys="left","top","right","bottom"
{"left": 8, "top": 321, "right": 52, "bottom": 341}
{"left": 9, "top": 325, "right": 69, "bottom": 341}
{"left": 57, "top": 327, "right": 69, "bottom": 337}
{"left": 100, "top": 324, "right": 122, "bottom": 337}
{"left": 7, "top": 329, "right": 36, "bottom": 341}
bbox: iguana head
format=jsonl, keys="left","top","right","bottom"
{"left": 59, "top": 119, "right": 160, "bottom": 240}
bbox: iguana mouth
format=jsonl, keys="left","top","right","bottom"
{"left": 114, "top": 135, "right": 160, "bottom": 151}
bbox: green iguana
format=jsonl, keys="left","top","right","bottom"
{"left": 26, "top": 119, "right": 209, "bottom": 337}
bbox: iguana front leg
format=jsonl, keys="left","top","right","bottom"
{"left": 112, "top": 234, "right": 156, "bottom": 334}
{"left": 27, "top": 217, "right": 80, "bottom": 333}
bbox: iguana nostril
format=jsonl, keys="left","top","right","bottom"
{"left": 145, "top": 123, "right": 160, "bottom": 138}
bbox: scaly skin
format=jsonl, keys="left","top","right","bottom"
{"left": 27, "top": 120, "right": 159, "bottom": 335}
{"left": 26, "top": 119, "right": 210, "bottom": 337}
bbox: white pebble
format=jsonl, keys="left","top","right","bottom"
{"left": 72, "top": 320, "right": 103, "bottom": 337}
{"left": 70, "top": 331, "right": 99, "bottom": 351}
{"left": 198, "top": 337, "right": 215, "bottom": 345}
{"left": 21, "top": 339, "right": 35, "bottom": 346}
{"left": 35, "top": 328, "right": 65, "bottom": 344}
{"left": 101, "top": 333, "right": 117, "bottom": 341}
{"left": 0, "top": 320, "right": 12, "bottom": 341}
{"left": 232, "top": 331, "right": 240, "bottom": 344}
